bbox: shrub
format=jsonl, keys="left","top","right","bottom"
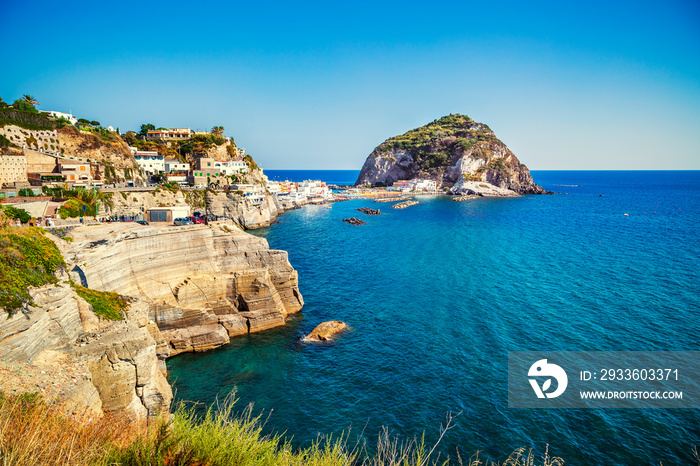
{"left": 1, "top": 205, "right": 31, "bottom": 223}
{"left": 58, "top": 199, "right": 96, "bottom": 218}
{"left": 0, "top": 226, "right": 65, "bottom": 313}
{"left": 71, "top": 282, "right": 126, "bottom": 320}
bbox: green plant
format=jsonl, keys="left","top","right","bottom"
{"left": 18, "top": 188, "right": 35, "bottom": 197}
{"left": 71, "top": 282, "right": 126, "bottom": 320}
{"left": 0, "top": 134, "right": 17, "bottom": 148}
{"left": 1, "top": 205, "right": 31, "bottom": 223}
{"left": 0, "top": 226, "right": 66, "bottom": 313}
{"left": 58, "top": 199, "right": 96, "bottom": 218}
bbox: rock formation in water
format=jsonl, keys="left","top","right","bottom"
{"left": 355, "top": 114, "right": 546, "bottom": 196}
{"left": 342, "top": 217, "right": 367, "bottom": 225}
{"left": 0, "top": 222, "right": 304, "bottom": 420}
{"left": 59, "top": 223, "right": 303, "bottom": 357}
{"left": 304, "top": 321, "right": 348, "bottom": 342}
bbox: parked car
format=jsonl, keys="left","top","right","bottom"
{"left": 136, "top": 220, "right": 149, "bottom": 226}
{"left": 174, "top": 218, "right": 193, "bottom": 226}
{"left": 189, "top": 216, "right": 204, "bottom": 224}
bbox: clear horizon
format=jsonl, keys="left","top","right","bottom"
{"left": 2, "top": 0, "right": 699, "bottom": 171}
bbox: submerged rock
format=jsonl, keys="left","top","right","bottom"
{"left": 356, "top": 207, "right": 381, "bottom": 215}
{"left": 304, "top": 321, "right": 348, "bottom": 342}
{"left": 342, "top": 217, "right": 367, "bottom": 225}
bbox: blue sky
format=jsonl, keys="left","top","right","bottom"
{"left": 2, "top": 0, "right": 699, "bottom": 170}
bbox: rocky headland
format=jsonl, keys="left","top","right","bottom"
{"left": 0, "top": 222, "right": 304, "bottom": 420}
{"left": 355, "top": 114, "right": 547, "bottom": 196}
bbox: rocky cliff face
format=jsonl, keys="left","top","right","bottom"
{"left": 55, "top": 127, "right": 136, "bottom": 169}
{"left": 356, "top": 114, "right": 546, "bottom": 195}
{"left": 0, "top": 268, "right": 172, "bottom": 421}
{"left": 60, "top": 223, "right": 303, "bottom": 357}
{"left": 206, "top": 192, "right": 284, "bottom": 229}
{"left": 107, "top": 188, "right": 189, "bottom": 217}
{"left": 0, "top": 222, "right": 303, "bottom": 419}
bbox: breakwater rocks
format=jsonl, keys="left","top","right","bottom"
{"left": 356, "top": 207, "right": 381, "bottom": 215}
{"left": 342, "top": 217, "right": 367, "bottom": 225}
{"left": 392, "top": 200, "right": 419, "bottom": 209}
{"left": 452, "top": 194, "right": 480, "bottom": 201}
{"left": 375, "top": 196, "right": 408, "bottom": 203}
{"left": 304, "top": 321, "right": 348, "bottom": 342}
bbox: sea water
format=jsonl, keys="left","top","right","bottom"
{"left": 167, "top": 171, "right": 700, "bottom": 464}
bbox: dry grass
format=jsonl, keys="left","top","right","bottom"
{"left": 0, "top": 393, "right": 136, "bottom": 465}
{"left": 12, "top": 391, "right": 674, "bottom": 466}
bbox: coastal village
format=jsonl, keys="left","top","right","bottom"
{"left": 0, "top": 97, "right": 448, "bottom": 229}
{"left": 0, "top": 99, "right": 554, "bottom": 463}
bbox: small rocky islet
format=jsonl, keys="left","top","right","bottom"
{"left": 303, "top": 321, "right": 349, "bottom": 342}
{"left": 342, "top": 217, "right": 367, "bottom": 225}
{"left": 356, "top": 207, "right": 381, "bottom": 215}
{"left": 355, "top": 113, "right": 549, "bottom": 197}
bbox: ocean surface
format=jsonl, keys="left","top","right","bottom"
{"left": 167, "top": 170, "right": 700, "bottom": 465}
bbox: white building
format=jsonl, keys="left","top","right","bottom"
{"left": 409, "top": 179, "right": 437, "bottom": 192}
{"left": 40, "top": 110, "right": 78, "bottom": 126}
{"left": 266, "top": 181, "right": 282, "bottom": 194}
{"left": 147, "top": 205, "right": 191, "bottom": 223}
{"left": 164, "top": 158, "right": 190, "bottom": 173}
{"left": 134, "top": 151, "right": 164, "bottom": 174}
{"left": 214, "top": 160, "right": 248, "bottom": 175}
{"left": 146, "top": 128, "right": 191, "bottom": 141}
{"left": 297, "top": 180, "right": 332, "bottom": 200}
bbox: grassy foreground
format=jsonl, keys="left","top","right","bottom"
{"left": 0, "top": 393, "right": 567, "bottom": 466}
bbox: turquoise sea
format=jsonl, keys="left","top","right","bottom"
{"left": 167, "top": 170, "right": 700, "bottom": 465}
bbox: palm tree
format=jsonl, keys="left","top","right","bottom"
{"left": 211, "top": 126, "right": 224, "bottom": 135}
{"left": 21, "top": 95, "right": 39, "bottom": 106}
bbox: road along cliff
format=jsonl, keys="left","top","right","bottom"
{"left": 355, "top": 114, "right": 547, "bottom": 196}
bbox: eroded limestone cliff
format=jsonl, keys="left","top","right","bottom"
{"left": 0, "top": 222, "right": 303, "bottom": 421}
{"left": 60, "top": 223, "right": 303, "bottom": 357}
{"left": 0, "top": 269, "right": 172, "bottom": 421}
{"left": 206, "top": 191, "right": 284, "bottom": 229}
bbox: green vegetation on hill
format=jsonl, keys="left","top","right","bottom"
{"left": 71, "top": 282, "right": 126, "bottom": 320}
{"left": 1, "top": 205, "right": 31, "bottom": 223}
{"left": 0, "top": 134, "right": 18, "bottom": 149}
{"left": 0, "top": 109, "right": 63, "bottom": 131}
{"left": 0, "top": 219, "right": 65, "bottom": 314}
{"left": 376, "top": 114, "right": 500, "bottom": 171}
{"left": 42, "top": 186, "right": 113, "bottom": 218}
